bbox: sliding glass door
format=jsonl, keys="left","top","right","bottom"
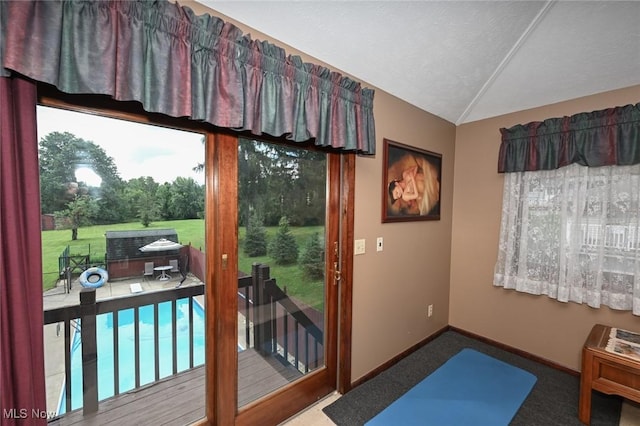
{"left": 236, "top": 137, "right": 329, "bottom": 407}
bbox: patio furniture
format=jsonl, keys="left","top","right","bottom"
{"left": 169, "top": 259, "right": 179, "bottom": 273}
{"left": 143, "top": 262, "right": 154, "bottom": 281}
{"left": 154, "top": 265, "right": 172, "bottom": 281}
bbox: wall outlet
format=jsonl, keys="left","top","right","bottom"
{"left": 354, "top": 239, "right": 366, "bottom": 255}
{"left": 428, "top": 304, "right": 433, "bottom": 317}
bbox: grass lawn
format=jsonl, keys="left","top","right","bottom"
{"left": 42, "top": 220, "right": 324, "bottom": 310}
{"left": 41, "top": 219, "right": 205, "bottom": 290}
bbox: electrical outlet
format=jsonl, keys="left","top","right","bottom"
{"left": 354, "top": 239, "right": 366, "bottom": 255}
{"left": 428, "top": 304, "right": 433, "bottom": 317}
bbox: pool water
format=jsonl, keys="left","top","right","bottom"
{"left": 58, "top": 298, "right": 205, "bottom": 414}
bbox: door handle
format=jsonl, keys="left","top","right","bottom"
{"left": 333, "top": 261, "right": 341, "bottom": 285}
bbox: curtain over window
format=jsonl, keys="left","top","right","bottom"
{"left": 0, "top": 76, "right": 47, "bottom": 424}
{"left": 495, "top": 164, "right": 640, "bottom": 313}
{"left": 495, "top": 104, "right": 640, "bottom": 314}
{"left": 0, "top": 0, "right": 376, "bottom": 154}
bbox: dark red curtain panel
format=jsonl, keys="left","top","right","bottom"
{"left": 0, "top": 76, "right": 47, "bottom": 424}
{"left": 498, "top": 103, "right": 640, "bottom": 172}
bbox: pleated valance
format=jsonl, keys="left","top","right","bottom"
{"left": 0, "top": 0, "right": 376, "bottom": 154}
{"left": 498, "top": 102, "right": 640, "bottom": 172}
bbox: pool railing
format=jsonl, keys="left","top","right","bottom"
{"left": 44, "top": 283, "right": 204, "bottom": 416}
{"left": 44, "top": 263, "right": 323, "bottom": 418}
{"left": 237, "top": 264, "right": 324, "bottom": 374}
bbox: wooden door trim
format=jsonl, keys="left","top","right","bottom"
{"left": 338, "top": 153, "right": 355, "bottom": 393}
{"left": 206, "top": 132, "right": 239, "bottom": 425}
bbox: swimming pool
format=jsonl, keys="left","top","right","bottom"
{"left": 57, "top": 298, "right": 205, "bottom": 414}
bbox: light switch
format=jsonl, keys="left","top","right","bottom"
{"left": 376, "top": 237, "right": 383, "bottom": 252}
{"left": 354, "top": 239, "right": 366, "bottom": 255}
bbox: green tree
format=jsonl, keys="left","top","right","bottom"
{"left": 299, "top": 232, "right": 324, "bottom": 279}
{"left": 237, "top": 140, "right": 327, "bottom": 228}
{"left": 244, "top": 212, "right": 268, "bottom": 257}
{"left": 169, "top": 177, "right": 204, "bottom": 219}
{"left": 54, "top": 194, "right": 96, "bottom": 240}
{"left": 192, "top": 135, "right": 206, "bottom": 173}
{"left": 39, "top": 131, "right": 124, "bottom": 222}
{"left": 269, "top": 216, "right": 299, "bottom": 265}
{"left": 124, "top": 176, "right": 160, "bottom": 227}
{"left": 155, "top": 183, "right": 174, "bottom": 220}
{"left": 294, "top": 150, "right": 326, "bottom": 226}
{"left": 238, "top": 140, "right": 271, "bottom": 227}
{"left": 39, "top": 132, "right": 83, "bottom": 214}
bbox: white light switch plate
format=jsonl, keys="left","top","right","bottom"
{"left": 354, "top": 239, "right": 366, "bottom": 255}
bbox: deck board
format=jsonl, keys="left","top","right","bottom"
{"left": 49, "top": 349, "right": 302, "bottom": 425}
{"left": 237, "top": 349, "right": 302, "bottom": 407}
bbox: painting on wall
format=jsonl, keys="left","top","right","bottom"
{"left": 382, "top": 138, "right": 441, "bottom": 222}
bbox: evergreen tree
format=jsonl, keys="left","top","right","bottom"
{"left": 244, "top": 213, "right": 268, "bottom": 257}
{"left": 299, "top": 232, "right": 324, "bottom": 279}
{"left": 269, "top": 216, "right": 298, "bottom": 265}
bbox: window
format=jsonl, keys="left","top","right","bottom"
{"left": 494, "top": 163, "right": 640, "bottom": 314}
{"left": 38, "top": 104, "right": 207, "bottom": 418}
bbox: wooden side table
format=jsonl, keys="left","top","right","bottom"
{"left": 579, "top": 324, "right": 640, "bottom": 424}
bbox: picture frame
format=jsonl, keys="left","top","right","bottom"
{"left": 382, "top": 138, "right": 442, "bottom": 222}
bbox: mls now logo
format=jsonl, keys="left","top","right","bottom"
{"left": 3, "top": 408, "right": 55, "bottom": 419}
{"left": 3, "top": 409, "right": 28, "bottom": 419}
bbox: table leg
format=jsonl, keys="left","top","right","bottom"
{"left": 579, "top": 348, "right": 593, "bottom": 425}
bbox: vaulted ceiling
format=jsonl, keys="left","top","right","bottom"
{"left": 199, "top": 1, "right": 640, "bottom": 124}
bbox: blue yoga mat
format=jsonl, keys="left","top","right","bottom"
{"left": 366, "top": 348, "right": 537, "bottom": 426}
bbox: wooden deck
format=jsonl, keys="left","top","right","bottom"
{"left": 238, "top": 348, "right": 302, "bottom": 406}
{"left": 49, "top": 349, "right": 302, "bottom": 425}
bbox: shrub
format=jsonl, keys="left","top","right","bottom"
{"left": 269, "top": 216, "right": 298, "bottom": 265}
{"left": 299, "top": 232, "right": 324, "bottom": 279}
{"left": 244, "top": 213, "right": 267, "bottom": 257}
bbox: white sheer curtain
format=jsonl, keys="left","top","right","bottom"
{"left": 494, "top": 163, "right": 640, "bottom": 315}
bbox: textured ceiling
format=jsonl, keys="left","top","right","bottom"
{"left": 198, "top": 1, "right": 640, "bottom": 125}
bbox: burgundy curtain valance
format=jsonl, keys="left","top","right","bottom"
{"left": 0, "top": 0, "right": 376, "bottom": 154}
{"left": 498, "top": 102, "right": 640, "bottom": 173}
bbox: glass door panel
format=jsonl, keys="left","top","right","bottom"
{"left": 237, "top": 138, "right": 327, "bottom": 407}
{"left": 38, "top": 105, "right": 207, "bottom": 421}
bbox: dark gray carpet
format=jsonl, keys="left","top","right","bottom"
{"left": 323, "top": 331, "right": 621, "bottom": 426}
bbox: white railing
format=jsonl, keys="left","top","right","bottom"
{"left": 580, "top": 223, "right": 640, "bottom": 251}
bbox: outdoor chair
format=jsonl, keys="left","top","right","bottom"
{"left": 169, "top": 259, "right": 179, "bottom": 273}
{"left": 143, "top": 262, "right": 154, "bottom": 281}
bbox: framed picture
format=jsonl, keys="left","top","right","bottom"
{"left": 382, "top": 138, "right": 442, "bottom": 222}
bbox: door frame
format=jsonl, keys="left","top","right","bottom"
{"left": 208, "top": 134, "right": 355, "bottom": 425}
{"left": 205, "top": 132, "right": 239, "bottom": 424}
{"left": 338, "top": 153, "right": 355, "bottom": 395}
{"left": 37, "top": 86, "right": 356, "bottom": 424}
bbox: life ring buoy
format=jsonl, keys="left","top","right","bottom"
{"left": 79, "top": 267, "right": 108, "bottom": 288}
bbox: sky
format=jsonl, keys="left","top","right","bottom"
{"left": 37, "top": 106, "right": 205, "bottom": 185}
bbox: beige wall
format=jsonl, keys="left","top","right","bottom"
{"left": 451, "top": 85, "right": 640, "bottom": 371}
{"left": 188, "top": 1, "right": 456, "bottom": 383}
{"left": 351, "top": 93, "right": 455, "bottom": 381}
